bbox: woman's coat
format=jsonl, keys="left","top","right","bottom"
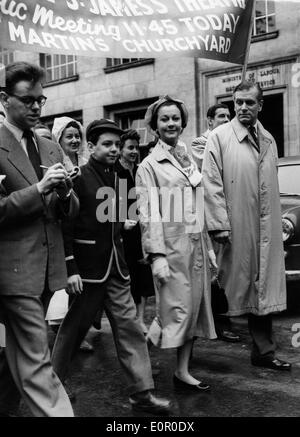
{"left": 202, "top": 117, "right": 286, "bottom": 317}
{"left": 136, "top": 139, "right": 216, "bottom": 348}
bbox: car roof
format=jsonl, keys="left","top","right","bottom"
{"left": 278, "top": 155, "right": 300, "bottom": 166}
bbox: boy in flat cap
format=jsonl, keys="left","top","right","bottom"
{"left": 51, "top": 119, "right": 171, "bottom": 415}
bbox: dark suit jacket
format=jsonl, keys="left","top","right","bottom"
{"left": 64, "top": 156, "right": 129, "bottom": 283}
{"left": 0, "top": 125, "right": 79, "bottom": 296}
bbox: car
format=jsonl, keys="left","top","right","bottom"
{"left": 278, "top": 155, "right": 300, "bottom": 283}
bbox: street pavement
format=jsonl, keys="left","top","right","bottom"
{"left": 18, "top": 296, "right": 300, "bottom": 417}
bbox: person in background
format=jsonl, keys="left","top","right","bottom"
{"left": 202, "top": 81, "right": 290, "bottom": 371}
{"left": 52, "top": 116, "right": 87, "bottom": 171}
{"left": 136, "top": 96, "right": 217, "bottom": 391}
{"left": 115, "top": 129, "right": 155, "bottom": 334}
{"left": 0, "top": 61, "right": 78, "bottom": 417}
{"left": 51, "top": 118, "right": 172, "bottom": 415}
{"left": 191, "top": 104, "right": 230, "bottom": 171}
{"left": 34, "top": 122, "right": 53, "bottom": 140}
{"left": 192, "top": 104, "right": 240, "bottom": 344}
{"left": 52, "top": 116, "right": 93, "bottom": 352}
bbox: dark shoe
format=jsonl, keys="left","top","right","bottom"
{"left": 218, "top": 330, "right": 241, "bottom": 343}
{"left": 173, "top": 375, "right": 210, "bottom": 391}
{"left": 79, "top": 339, "right": 94, "bottom": 352}
{"left": 251, "top": 357, "right": 291, "bottom": 371}
{"left": 129, "top": 390, "right": 171, "bottom": 415}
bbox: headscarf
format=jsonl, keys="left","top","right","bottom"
{"left": 52, "top": 116, "right": 84, "bottom": 145}
{"left": 144, "top": 95, "right": 188, "bottom": 132}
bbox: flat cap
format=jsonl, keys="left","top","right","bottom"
{"left": 86, "top": 118, "right": 123, "bottom": 142}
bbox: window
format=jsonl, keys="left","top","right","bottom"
{"left": 105, "top": 58, "right": 154, "bottom": 73}
{"left": 0, "top": 49, "right": 14, "bottom": 66}
{"left": 116, "top": 110, "right": 154, "bottom": 146}
{"left": 39, "top": 53, "right": 77, "bottom": 84}
{"left": 105, "top": 98, "right": 158, "bottom": 157}
{"left": 253, "top": 0, "right": 276, "bottom": 36}
{"left": 106, "top": 58, "right": 140, "bottom": 68}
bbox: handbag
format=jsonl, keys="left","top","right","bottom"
{"left": 211, "top": 274, "right": 229, "bottom": 315}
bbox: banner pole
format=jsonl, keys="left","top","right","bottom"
{"left": 242, "top": 0, "right": 256, "bottom": 81}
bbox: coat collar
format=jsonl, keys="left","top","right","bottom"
{"left": 0, "top": 124, "right": 56, "bottom": 185}
{"left": 231, "top": 117, "right": 273, "bottom": 159}
{"left": 150, "top": 139, "right": 190, "bottom": 178}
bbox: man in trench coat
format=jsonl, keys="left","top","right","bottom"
{"left": 202, "top": 81, "right": 290, "bottom": 370}
{"left": 0, "top": 61, "right": 78, "bottom": 416}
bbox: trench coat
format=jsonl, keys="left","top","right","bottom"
{"left": 202, "top": 117, "right": 286, "bottom": 316}
{"left": 136, "top": 139, "right": 216, "bottom": 348}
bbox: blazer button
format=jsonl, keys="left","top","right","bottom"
{"left": 42, "top": 241, "right": 47, "bottom": 246}
{"left": 14, "top": 268, "right": 18, "bottom": 273}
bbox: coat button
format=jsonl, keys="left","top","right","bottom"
{"left": 42, "top": 241, "right": 47, "bottom": 246}
{"left": 14, "top": 268, "right": 18, "bottom": 273}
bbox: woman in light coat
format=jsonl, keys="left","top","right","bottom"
{"left": 136, "top": 96, "right": 217, "bottom": 390}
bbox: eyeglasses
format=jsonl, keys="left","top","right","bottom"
{"left": 8, "top": 94, "right": 47, "bottom": 107}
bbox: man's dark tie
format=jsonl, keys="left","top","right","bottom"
{"left": 23, "top": 130, "right": 43, "bottom": 180}
{"left": 248, "top": 125, "right": 260, "bottom": 151}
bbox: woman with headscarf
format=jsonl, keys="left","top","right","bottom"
{"left": 136, "top": 96, "right": 217, "bottom": 390}
{"left": 52, "top": 116, "right": 87, "bottom": 171}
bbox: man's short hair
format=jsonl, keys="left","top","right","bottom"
{"left": 3, "top": 62, "right": 45, "bottom": 94}
{"left": 207, "top": 103, "right": 229, "bottom": 119}
{"left": 120, "top": 129, "right": 140, "bottom": 150}
{"left": 233, "top": 80, "right": 263, "bottom": 101}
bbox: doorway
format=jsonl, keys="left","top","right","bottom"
{"left": 219, "top": 92, "right": 284, "bottom": 157}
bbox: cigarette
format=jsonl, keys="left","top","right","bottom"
{"left": 40, "top": 165, "right": 49, "bottom": 169}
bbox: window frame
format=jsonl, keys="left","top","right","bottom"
{"left": 251, "top": 0, "right": 278, "bottom": 42}
{"left": 39, "top": 53, "right": 79, "bottom": 87}
{"left": 104, "top": 58, "right": 154, "bottom": 74}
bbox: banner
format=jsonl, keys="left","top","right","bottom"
{"left": 0, "top": 0, "right": 254, "bottom": 64}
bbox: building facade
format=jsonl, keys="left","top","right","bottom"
{"left": 1, "top": 0, "right": 299, "bottom": 157}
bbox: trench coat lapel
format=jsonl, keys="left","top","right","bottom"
{"left": 231, "top": 117, "right": 272, "bottom": 158}
{"left": 151, "top": 140, "right": 192, "bottom": 182}
{"left": 257, "top": 121, "right": 272, "bottom": 161}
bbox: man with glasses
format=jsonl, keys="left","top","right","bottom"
{"left": 202, "top": 81, "right": 290, "bottom": 371}
{"left": 0, "top": 61, "right": 79, "bottom": 416}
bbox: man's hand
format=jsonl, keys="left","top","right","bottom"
{"left": 213, "top": 231, "right": 230, "bottom": 244}
{"left": 152, "top": 256, "right": 170, "bottom": 285}
{"left": 37, "top": 163, "right": 68, "bottom": 195}
{"left": 208, "top": 249, "right": 218, "bottom": 269}
{"left": 67, "top": 274, "right": 83, "bottom": 295}
{"left": 55, "top": 176, "right": 73, "bottom": 200}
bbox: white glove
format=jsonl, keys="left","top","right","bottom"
{"left": 152, "top": 256, "right": 170, "bottom": 285}
{"left": 124, "top": 219, "right": 137, "bottom": 231}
